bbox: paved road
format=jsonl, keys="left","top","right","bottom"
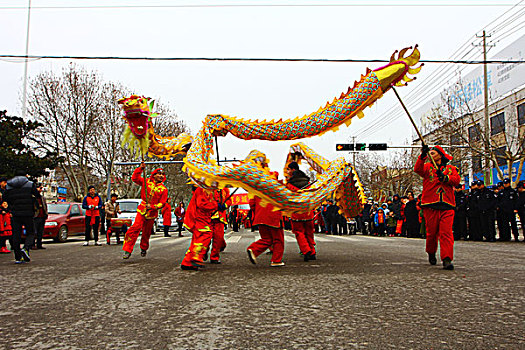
{"left": 0, "top": 229, "right": 524, "bottom": 349}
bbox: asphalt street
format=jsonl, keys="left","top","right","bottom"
{"left": 0, "top": 229, "right": 524, "bottom": 349}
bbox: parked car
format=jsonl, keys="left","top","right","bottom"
{"left": 44, "top": 202, "right": 86, "bottom": 242}
{"left": 116, "top": 199, "right": 142, "bottom": 225}
{"left": 116, "top": 199, "right": 158, "bottom": 230}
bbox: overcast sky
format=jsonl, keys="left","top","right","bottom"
{"left": 1, "top": 0, "right": 524, "bottom": 173}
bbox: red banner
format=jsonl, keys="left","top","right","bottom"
{"left": 231, "top": 193, "right": 249, "bottom": 206}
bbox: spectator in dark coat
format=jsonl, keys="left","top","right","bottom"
{"left": 33, "top": 183, "right": 48, "bottom": 249}
{"left": 326, "top": 200, "right": 339, "bottom": 235}
{"left": 404, "top": 192, "right": 420, "bottom": 238}
{"left": 4, "top": 171, "right": 41, "bottom": 263}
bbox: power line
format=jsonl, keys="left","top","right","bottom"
{"left": 348, "top": 1, "right": 525, "bottom": 140}
{"left": 1, "top": 3, "right": 524, "bottom": 10}
{"left": 0, "top": 54, "right": 523, "bottom": 64}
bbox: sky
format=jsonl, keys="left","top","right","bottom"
{"left": 1, "top": 0, "right": 524, "bottom": 174}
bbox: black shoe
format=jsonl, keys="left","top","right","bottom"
{"left": 428, "top": 253, "right": 437, "bottom": 265}
{"left": 122, "top": 251, "right": 131, "bottom": 259}
{"left": 164, "top": 234, "right": 171, "bottom": 237}
{"left": 140, "top": 249, "right": 147, "bottom": 257}
{"left": 304, "top": 251, "right": 312, "bottom": 262}
{"left": 37, "top": 246, "right": 46, "bottom": 250}
{"left": 20, "top": 248, "right": 31, "bottom": 262}
{"left": 309, "top": 254, "right": 316, "bottom": 261}
{"left": 442, "top": 257, "right": 454, "bottom": 270}
{"left": 178, "top": 234, "right": 183, "bottom": 237}
{"left": 210, "top": 260, "right": 221, "bottom": 264}
{"left": 181, "top": 264, "right": 198, "bottom": 271}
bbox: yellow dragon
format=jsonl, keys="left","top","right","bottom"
{"left": 119, "top": 46, "right": 422, "bottom": 217}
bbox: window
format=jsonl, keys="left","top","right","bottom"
{"left": 494, "top": 146, "right": 507, "bottom": 167}
{"left": 450, "top": 133, "right": 461, "bottom": 145}
{"left": 490, "top": 112, "right": 505, "bottom": 135}
{"left": 70, "top": 205, "right": 80, "bottom": 216}
{"left": 468, "top": 124, "right": 481, "bottom": 142}
{"left": 472, "top": 155, "right": 482, "bottom": 172}
{"left": 518, "top": 103, "right": 525, "bottom": 126}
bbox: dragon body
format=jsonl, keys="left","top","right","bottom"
{"left": 119, "top": 46, "right": 422, "bottom": 217}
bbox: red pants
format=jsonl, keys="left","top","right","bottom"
{"left": 123, "top": 214, "right": 155, "bottom": 253}
{"left": 181, "top": 226, "right": 212, "bottom": 267}
{"left": 423, "top": 208, "right": 454, "bottom": 261}
{"left": 291, "top": 220, "right": 316, "bottom": 255}
{"left": 210, "top": 220, "right": 226, "bottom": 261}
{"left": 247, "top": 225, "right": 284, "bottom": 263}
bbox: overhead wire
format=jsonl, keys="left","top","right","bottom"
{"left": 0, "top": 3, "right": 524, "bottom": 10}
{"left": 348, "top": 1, "right": 525, "bottom": 141}
{"left": 351, "top": 41, "right": 482, "bottom": 139}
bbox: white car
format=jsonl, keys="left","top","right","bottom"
{"left": 116, "top": 199, "right": 158, "bottom": 229}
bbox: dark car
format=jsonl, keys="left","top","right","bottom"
{"left": 44, "top": 202, "right": 86, "bottom": 242}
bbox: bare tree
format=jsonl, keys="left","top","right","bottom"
{"left": 27, "top": 64, "right": 192, "bottom": 201}
{"left": 28, "top": 65, "right": 102, "bottom": 200}
{"left": 355, "top": 150, "right": 420, "bottom": 200}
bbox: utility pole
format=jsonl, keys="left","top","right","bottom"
{"left": 21, "top": 0, "right": 32, "bottom": 119}
{"left": 477, "top": 30, "right": 492, "bottom": 184}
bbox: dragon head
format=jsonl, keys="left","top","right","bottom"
{"left": 373, "top": 45, "right": 423, "bottom": 92}
{"left": 118, "top": 95, "right": 155, "bottom": 157}
{"left": 118, "top": 95, "right": 152, "bottom": 138}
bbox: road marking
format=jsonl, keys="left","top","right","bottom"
{"left": 226, "top": 235, "right": 242, "bottom": 243}
{"left": 314, "top": 237, "right": 330, "bottom": 242}
{"left": 284, "top": 236, "right": 296, "bottom": 243}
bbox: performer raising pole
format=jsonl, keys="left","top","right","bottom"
{"left": 122, "top": 162, "right": 167, "bottom": 259}
{"left": 393, "top": 87, "right": 460, "bottom": 270}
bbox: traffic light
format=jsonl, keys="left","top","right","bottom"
{"left": 336, "top": 144, "right": 354, "bottom": 151}
{"left": 355, "top": 143, "right": 367, "bottom": 151}
{"left": 368, "top": 143, "right": 388, "bottom": 151}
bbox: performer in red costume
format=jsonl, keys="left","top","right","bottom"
{"left": 247, "top": 171, "right": 285, "bottom": 267}
{"left": 180, "top": 186, "right": 218, "bottom": 271}
{"left": 285, "top": 162, "right": 317, "bottom": 261}
{"left": 208, "top": 188, "right": 231, "bottom": 264}
{"left": 123, "top": 162, "right": 168, "bottom": 259}
{"left": 414, "top": 145, "right": 460, "bottom": 270}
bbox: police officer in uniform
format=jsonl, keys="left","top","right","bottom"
{"left": 477, "top": 180, "right": 497, "bottom": 242}
{"left": 453, "top": 184, "right": 468, "bottom": 241}
{"left": 467, "top": 181, "right": 481, "bottom": 241}
{"left": 497, "top": 178, "right": 519, "bottom": 242}
{"left": 493, "top": 182, "right": 504, "bottom": 240}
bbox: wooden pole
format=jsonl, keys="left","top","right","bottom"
{"left": 392, "top": 87, "right": 439, "bottom": 169}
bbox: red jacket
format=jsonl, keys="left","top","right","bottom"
{"left": 162, "top": 203, "right": 172, "bottom": 226}
{"left": 132, "top": 166, "right": 168, "bottom": 219}
{"left": 0, "top": 210, "right": 12, "bottom": 237}
{"left": 249, "top": 196, "right": 282, "bottom": 228}
{"left": 183, "top": 187, "right": 218, "bottom": 233}
{"left": 414, "top": 155, "right": 460, "bottom": 209}
{"left": 211, "top": 188, "right": 231, "bottom": 224}
{"left": 286, "top": 183, "right": 314, "bottom": 221}
{"left": 174, "top": 206, "right": 185, "bottom": 222}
